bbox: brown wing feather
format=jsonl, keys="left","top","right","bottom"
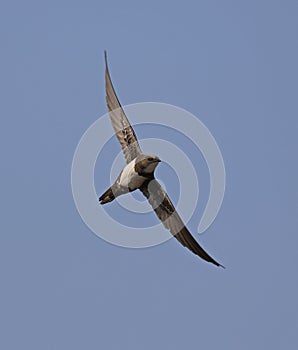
{"left": 104, "top": 51, "right": 142, "bottom": 164}
{"left": 139, "top": 179, "right": 224, "bottom": 267}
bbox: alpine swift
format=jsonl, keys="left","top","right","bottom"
{"left": 99, "top": 51, "right": 224, "bottom": 268}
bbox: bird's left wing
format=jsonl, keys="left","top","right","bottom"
{"left": 105, "top": 51, "right": 142, "bottom": 164}
{"left": 139, "top": 179, "right": 224, "bottom": 267}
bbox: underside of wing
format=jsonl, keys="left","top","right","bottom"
{"left": 105, "top": 51, "right": 142, "bottom": 164}
{"left": 139, "top": 179, "right": 224, "bottom": 267}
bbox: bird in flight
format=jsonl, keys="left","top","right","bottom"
{"left": 99, "top": 51, "right": 224, "bottom": 268}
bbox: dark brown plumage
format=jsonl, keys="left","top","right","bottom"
{"left": 101, "top": 51, "right": 224, "bottom": 268}
{"left": 140, "top": 179, "right": 224, "bottom": 267}
{"left": 105, "top": 51, "right": 141, "bottom": 164}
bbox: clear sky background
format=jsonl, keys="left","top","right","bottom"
{"left": 1, "top": 0, "right": 298, "bottom": 349}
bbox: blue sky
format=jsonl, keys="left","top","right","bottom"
{"left": 1, "top": 0, "right": 298, "bottom": 349}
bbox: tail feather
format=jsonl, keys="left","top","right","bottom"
{"left": 99, "top": 187, "right": 115, "bottom": 204}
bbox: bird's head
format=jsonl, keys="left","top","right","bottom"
{"left": 135, "top": 154, "right": 161, "bottom": 175}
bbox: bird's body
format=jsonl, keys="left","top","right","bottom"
{"left": 99, "top": 51, "right": 224, "bottom": 268}
{"left": 99, "top": 154, "right": 160, "bottom": 204}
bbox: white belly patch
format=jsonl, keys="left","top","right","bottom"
{"left": 119, "top": 159, "right": 146, "bottom": 190}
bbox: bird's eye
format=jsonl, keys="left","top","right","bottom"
{"left": 147, "top": 157, "right": 154, "bottom": 161}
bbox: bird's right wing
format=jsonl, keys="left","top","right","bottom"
{"left": 139, "top": 179, "right": 224, "bottom": 267}
{"left": 105, "top": 51, "right": 142, "bottom": 164}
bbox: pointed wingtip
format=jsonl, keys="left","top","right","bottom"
{"left": 212, "top": 260, "right": 225, "bottom": 269}
{"left": 104, "top": 50, "right": 108, "bottom": 69}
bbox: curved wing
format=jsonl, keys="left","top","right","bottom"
{"left": 139, "top": 179, "right": 224, "bottom": 267}
{"left": 105, "top": 51, "right": 142, "bottom": 164}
